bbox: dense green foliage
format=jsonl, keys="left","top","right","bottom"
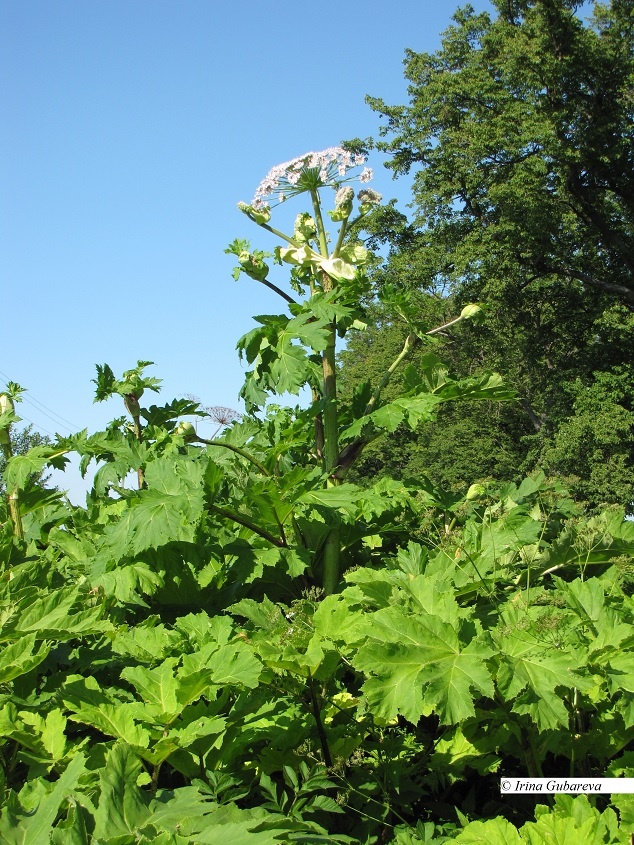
{"left": 1, "top": 2, "right": 633, "bottom": 839}
{"left": 2, "top": 374, "right": 634, "bottom": 842}
{"left": 344, "top": 0, "right": 634, "bottom": 511}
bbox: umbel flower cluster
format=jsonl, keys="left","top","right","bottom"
{"left": 251, "top": 146, "right": 372, "bottom": 209}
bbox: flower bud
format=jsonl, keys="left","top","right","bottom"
{"left": 460, "top": 304, "right": 483, "bottom": 321}
{"left": 0, "top": 394, "right": 14, "bottom": 416}
{"left": 174, "top": 421, "right": 198, "bottom": 443}
{"left": 237, "top": 201, "right": 271, "bottom": 225}
{"left": 339, "top": 244, "right": 369, "bottom": 265}
{"left": 466, "top": 483, "right": 486, "bottom": 500}
{"left": 238, "top": 250, "right": 269, "bottom": 281}
{"left": 329, "top": 186, "right": 354, "bottom": 222}
{"left": 335, "top": 187, "right": 354, "bottom": 208}
{"left": 124, "top": 393, "right": 142, "bottom": 418}
{"left": 0, "top": 394, "right": 17, "bottom": 448}
{"left": 279, "top": 245, "right": 318, "bottom": 268}
{"left": 357, "top": 188, "right": 382, "bottom": 205}
{"left": 293, "top": 212, "right": 316, "bottom": 244}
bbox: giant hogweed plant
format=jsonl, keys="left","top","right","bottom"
{"left": 225, "top": 146, "right": 506, "bottom": 596}
{"left": 0, "top": 150, "right": 634, "bottom": 842}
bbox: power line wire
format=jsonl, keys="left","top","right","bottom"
{"left": 0, "top": 369, "right": 80, "bottom": 433}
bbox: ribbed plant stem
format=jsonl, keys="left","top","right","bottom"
{"left": 1, "top": 442, "right": 23, "bottom": 541}
{"left": 132, "top": 415, "right": 146, "bottom": 489}
{"left": 310, "top": 190, "right": 342, "bottom": 596}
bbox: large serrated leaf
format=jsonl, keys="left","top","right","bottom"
{"left": 63, "top": 678, "right": 150, "bottom": 747}
{"left": 493, "top": 615, "right": 588, "bottom": 730}
{"left": 453, "top": 816, "right": 523, "bottom": 844}
{"left": 121, "top": 659, "right": 181, "bottom": 722}
{"left": 4, "top": 447, "right": 69, "bottom": 491}
{"left": 179, "top": 642, "right": 261, "bottom": 689}
{"left": 0, "top": 753, "right": 85, "bottom": 845}
{"left": 296, "top": 484, "right": 361, "bottom": 514}
{"left": 354, "top": 608, "right": 493, "bottom": 724}
{"left": 93, "top": 743, "right": 151, "bottom": 840}
{"left": 1, "top": 589, "right": 112, "bottom": 642}
{"left": 0, "top": 634, "right": 51, "bottom": 683}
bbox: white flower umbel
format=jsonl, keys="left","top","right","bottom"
{"left": 251, "top": 147, "right": 368, "bottom": 209}
{"left": 335, "top": 186, "right": 354, "bottom": 208}
{"left": 357, "top": 188, "right": 382, "bottom": 206}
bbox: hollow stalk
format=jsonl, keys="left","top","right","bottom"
{"left": 310, "top": 189, "right": 341, "bottom": 595}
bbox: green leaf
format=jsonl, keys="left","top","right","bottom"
{"left": 62, "top": 678, "right": 150, "bottom": 747}
{"left": 5, "top": 446, "right": 69, "bottom": 491}
{"left": 522, "top": 813, "right": 603, "bottom": 845}
{"left": 93, "top": 743, "right": 151, "bottom": 840}
{"left": 51, "top": 801, "right": 90, "bottom": 845}
{"left": 0, "top": 753, "right": 86, "bottom": 845}
{"left": 453, "top": 816, "right": 523, "bottom": 844}
{"left": 354, "top": 607, "right": 493, "bottom": 724}
{"left": 1, "top": 588, "right": 112, "bottom": 642}
{"left": 269, "top": 344, "right": 311, "bottom": 395}
{"left": 0, "top": 634, "right": 51, "bottom": 683}
{"left": 396, "top": 542, "right": 428, "bottom": 577}
{"left": 296, "top": 483, "right": 361, "bottom": 515}
{"left": 283, "top": 312, "right": 330, "bottom": 353}
{"left": 101, "top": 455, "right": 205, "bottom": 556}
{"left": 180, "top": 642, "right": 261, "bottom": 689}
{"left": 341, "top": 393, "right": 443, "bottom": 440}
{"left": 434, "top": 372, "right": 516, "bottom": 402}
{"left": 493, "top": 613, "right": 587, "bottom": 730}
{"left": 121, "top": 659, "right": 181, "bottom": 723}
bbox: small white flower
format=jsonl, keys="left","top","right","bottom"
{"left": 359, "top": 167, "right": 373, "bottom": 183}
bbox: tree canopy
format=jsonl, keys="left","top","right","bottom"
{"left": 343, "top": 0, "right": 634, "bottom": 510}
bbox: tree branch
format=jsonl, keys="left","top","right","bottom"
{"left": 542, "top": 264, "right": 634, "bottom": 307}
{"left": 520, "top": 399, "right": 545, "bottom": 432}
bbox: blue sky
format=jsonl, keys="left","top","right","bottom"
{"left": 1, "top": 0, "right": 493, "bottom": 498}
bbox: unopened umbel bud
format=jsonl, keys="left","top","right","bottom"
{"left": 0, "top": 394, "right": 14, "bottom": 446}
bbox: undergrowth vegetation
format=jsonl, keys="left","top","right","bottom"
{"left": 1, "top": 147, "right": 634, "bottom": 843}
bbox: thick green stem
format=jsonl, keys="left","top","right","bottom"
{"left": 207, "top": 503, "right": 287, "bottom": 548}
{"left": 332, "top": 218, "right": 348, "bottom": 258}
{"left": 257, "top": 221, "right": 300, "bottom": 247}
{"left": 321, "top": 335, "right": 339, "bottom": 474}
{"left": 364, "top": 332, "right": 420, "bottom": 417}
{"left": 311, "top": 388, "right": 324, "bottom": 463}
{"left": 1, "top": 442, "right": 23, "bottom": 541}
{"left": 132, "top": 414, "right": 146, "bottom": 489}
{"left": 308, "top": 676, "right": 333, "bottom": 767}
{"left": 310, "top": 190, "right": 342, "bottom": 595}
{"left": 310, "top": 190, "right": 330, "bottom": 259}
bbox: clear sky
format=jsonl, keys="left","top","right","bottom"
{"left": 1, "top": 0, "right": 493, "bottom": 498}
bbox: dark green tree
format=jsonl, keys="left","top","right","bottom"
{"left": 0, "top": 424, "right": 53, "bottom": 496}
{"left": 345, "top": 0, "right": 634, "bottom": 510}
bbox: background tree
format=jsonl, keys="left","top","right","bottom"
{"left": 0, "top": 424, "right": 53, "bottom": 496}
{"left": 344, "top": 0, "right": 634, "bottom": 510}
